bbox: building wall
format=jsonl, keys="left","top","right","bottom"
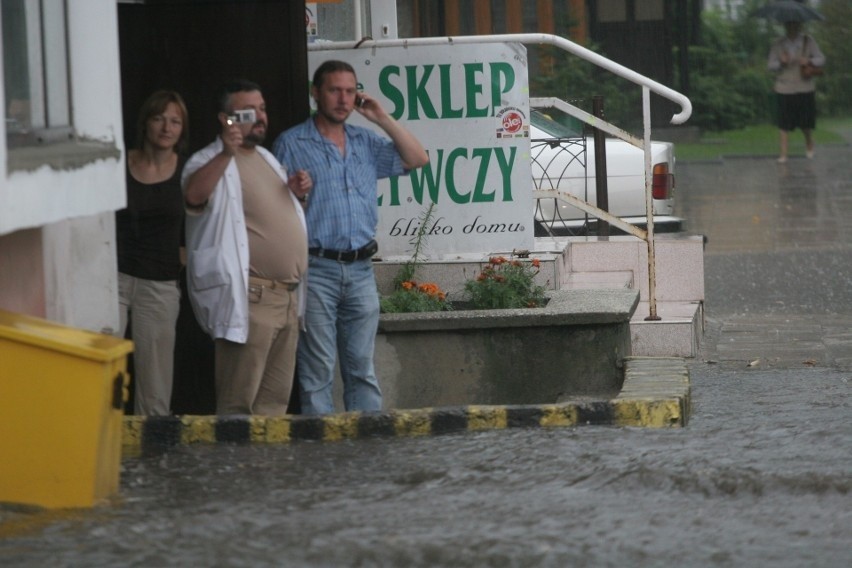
{"left": 397, "top": 0, "right": 587, "bottom": 42}
{"left": 0, "top": 228, "right": 45, "bottom": 317}
{"left": 0, "top": 0, "right": 124, "bottom": 332}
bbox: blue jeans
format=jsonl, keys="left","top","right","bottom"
{"left": 297, "top": 256, "right": 382, "bottom": 414}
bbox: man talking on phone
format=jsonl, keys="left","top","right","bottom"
{"left": 183, "top": 79, "right": 312, "bottom": 416}
{"left": 273, "top": 60, "right": 429, "bottom": 415}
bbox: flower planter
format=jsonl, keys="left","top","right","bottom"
{"left": 373, "top": 288, "right": 639, "bottom": 410}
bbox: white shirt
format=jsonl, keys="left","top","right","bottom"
{"left": 768, "top": 33, "right": 826, "bottom": 95}
{"left": 182, "top": 137, "right": 307, "bottom": 342}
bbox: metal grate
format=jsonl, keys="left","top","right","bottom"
{"left": 530, "top": 135, "right": 592, "bottom": 237}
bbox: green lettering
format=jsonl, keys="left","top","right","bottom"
{"left": 490, "top": 62, "right": 515, "bottom": 111}
{"left": 379, "top": 66, "right": 404, "bottom": 120}
{"left": 446, "top": 148, "right": 470, "bottom": 203}
{"left": 464, "top": 63, "right": 488, "bottom": 118}
{"left": 494, "top": 146, "right": 517, "bottom": 201}
{"left": 410, "top": 149, "right": 443, "bottom": 204}
{"left": 406, "top": 65, "right": 438, "bottom": 120}
{"left": 384, "top": 176, "right": 398, "bottom": 206}
{"left": 471, "top": 148, "right": 494, "bottom": 203}
{"left": 439, "top": 64, "right": 463, "bottom": 119}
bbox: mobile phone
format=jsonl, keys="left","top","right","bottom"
{"left": 355, "top": 95, "right": 365, "bottom": 108}
{"left": 227, "top": 109, "right": 256, "bottom": 125}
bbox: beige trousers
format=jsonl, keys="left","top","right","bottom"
{"left": 117, "top": 273, "right": 181, "bottom": 416}
{"left": 214, "top": 281, "right": 299, "bottom": 416}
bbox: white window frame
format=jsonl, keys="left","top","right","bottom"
{"left": 3, "top": 0, "right": 73, "bottom": 148}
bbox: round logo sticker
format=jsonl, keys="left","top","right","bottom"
{"left": 502, "top": 111, "right": 523, "bottom": 134}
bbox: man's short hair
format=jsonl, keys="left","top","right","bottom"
{"left": 312, "top": 60, "right": 356, "bottom": 89}
{"left": 217, "top": 79, "right": 262, "bottom": 113}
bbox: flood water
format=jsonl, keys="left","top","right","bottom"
{"left": 1, "top": 366, "right": 849, "bottom": 567}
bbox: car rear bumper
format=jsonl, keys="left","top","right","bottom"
{"left": 535, "top": 215, "right": 684, "bottom": 237}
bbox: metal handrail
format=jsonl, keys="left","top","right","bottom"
{"left": 309, "top": 33, "right": 693, "bottom": 319}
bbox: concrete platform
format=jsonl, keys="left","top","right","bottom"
{"left": 630, "top": 301, "right": 704, "bottom": 357}
{"left": 374, "top": 232, "right": 706, "bottom": 357}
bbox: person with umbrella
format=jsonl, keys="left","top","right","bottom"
{"left": 760, "top": 1, "right": 826, "bottom": 163}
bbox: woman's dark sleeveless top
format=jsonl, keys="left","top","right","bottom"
{"left": 116, "top": 157, "right": 186, "bottom": 281}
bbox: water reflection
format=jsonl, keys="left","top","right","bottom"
{"left": 678, "top": 152, "right": 852, "bottom": 255}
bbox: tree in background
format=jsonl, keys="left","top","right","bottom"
{"left": 531, "top": 0, "right": 850, "bottom": 133}
{"left": 687, "top": 0, "right": 850, "bottom": 131}
{"left": 681, "top": 6, "right": 775, "bottom": 131}
{"left": 814, "top": 0, "right": 852, "bottom": 116}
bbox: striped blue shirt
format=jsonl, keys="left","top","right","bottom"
{"left": 272, "top": 117, "right": 405, "bottom": 251}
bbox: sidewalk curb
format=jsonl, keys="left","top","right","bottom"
{"left": 121, "top": 357, "right": 690, "bottom": 455}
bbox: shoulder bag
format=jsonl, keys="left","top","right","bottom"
{"left": 800, "top": 35, "right": 824, "bottom": 79}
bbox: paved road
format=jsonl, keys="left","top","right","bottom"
{"left": 676, "top": 129, "right": 852, "bottom": 371}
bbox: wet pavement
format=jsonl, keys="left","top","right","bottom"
{"left": 2, "top": 134, "right": 851, "bottom": 567}
{"left": 677, "top": 129, "right": 852, "bottom": 370}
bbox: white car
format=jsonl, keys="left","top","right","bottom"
{"left": 530, "top": 109, "right": 679, "bottom": 236}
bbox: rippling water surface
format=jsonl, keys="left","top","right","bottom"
{"left": 1, "top": 367, "right": 850, "bottom": 567}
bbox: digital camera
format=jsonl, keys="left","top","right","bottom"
{"left": 227, "top": 109, "right": 256, "bottom": 125}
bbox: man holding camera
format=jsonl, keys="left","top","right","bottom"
{"left": 183, "top": 79, "right": 311, "bottom": 416}
{"left": 272, "top": 60, "right": 429, "bottom": 415}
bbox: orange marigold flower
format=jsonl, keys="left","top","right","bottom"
{"left": 476, "top": 273, "right": 488, "bottom": 281}
{"left": 401, "top": 281, "right": 415, "bottom": 290}
{"left": 531, "top": 258, "right": 540, "bottom": 268}
{"left": 511, "top": 260, "right": 522, "bottom": 267}
{"left": 490, "top": 256, "right": 507, "bottom": 265}
{"left": 418, "top": 282, "right": 441, "bottom": 296}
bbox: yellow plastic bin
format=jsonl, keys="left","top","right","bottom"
{"left": 0, "top": 309, "right": 133, "bottom": 508}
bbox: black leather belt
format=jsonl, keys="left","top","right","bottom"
{"left": 309, "top": 240, "right": 378, "bottom": 263}
{"left": 248, "top": 276, "right": 300, "bottom": 291}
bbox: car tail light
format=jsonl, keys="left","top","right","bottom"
{"left": 652, "top": 163, "right": 674, "bottom": 200}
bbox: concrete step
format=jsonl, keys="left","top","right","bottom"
{"left": 554, "top": 233, "right": 705, "bottom": 303}
{"left": 542, "top": 234, "right": 705, "bottom": 358}
{"left": 630, "top": 301, "right": 704, "bottom": 358}
{"left": 563, "top": 274, "right": 703, "bottom": 357}
{"left": 562, "top": 270, "right": 633, "bottom": 290}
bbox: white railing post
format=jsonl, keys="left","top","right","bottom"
{"left": 642, "top": 86, "right": 660, "bottom": 321}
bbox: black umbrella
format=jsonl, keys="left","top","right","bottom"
{"left": 750, "top": 1, "right": 825, "bottom": 22}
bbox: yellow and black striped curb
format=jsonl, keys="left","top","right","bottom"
{"left": 121, "top": 357, "right": 689, "bottom": 454}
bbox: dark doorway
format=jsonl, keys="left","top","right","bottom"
{"left": 117, "top": 0, "right": 310, "bottom": 414}
{"left": 118, "top": 0, "right": 310, "bottom": 154}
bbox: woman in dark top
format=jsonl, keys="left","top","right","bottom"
{"left": 116, "top": 90, "right": 188, "bottom": 416}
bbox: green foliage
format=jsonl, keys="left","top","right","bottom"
{"left": 533, "top": 0, "right": 850, "bottom": 132}
{"left": 814, "top": 0, "right": 852, "bottom": 116}
{"left": 380, "top": 281, "right": 451, "bottom": 314}
{"left": 679, "top": 7, "right": 775, "bottom": 130}
{"left": 380, "top": 203, "right": 451, "bottom": 314}
{"left": 463, "top": 256, "right": 546, "bottom": 310}
{"left": 391, "top": 203, "right": 434, "bottom": 289}
{"left": 686, "top": 59, "right": 773, "bottom": 130}
{"left": 530, "top": 44, "right": 642, "bottom": 131}
{"left": 686, "top": 0, "right": 851, "bottom": 130}
{"left": 674, "top": 119, "right": 847, "bottom": 161}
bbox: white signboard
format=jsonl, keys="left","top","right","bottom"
{"left": 307, "top": 43, "right": 533, "bottom": 258}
